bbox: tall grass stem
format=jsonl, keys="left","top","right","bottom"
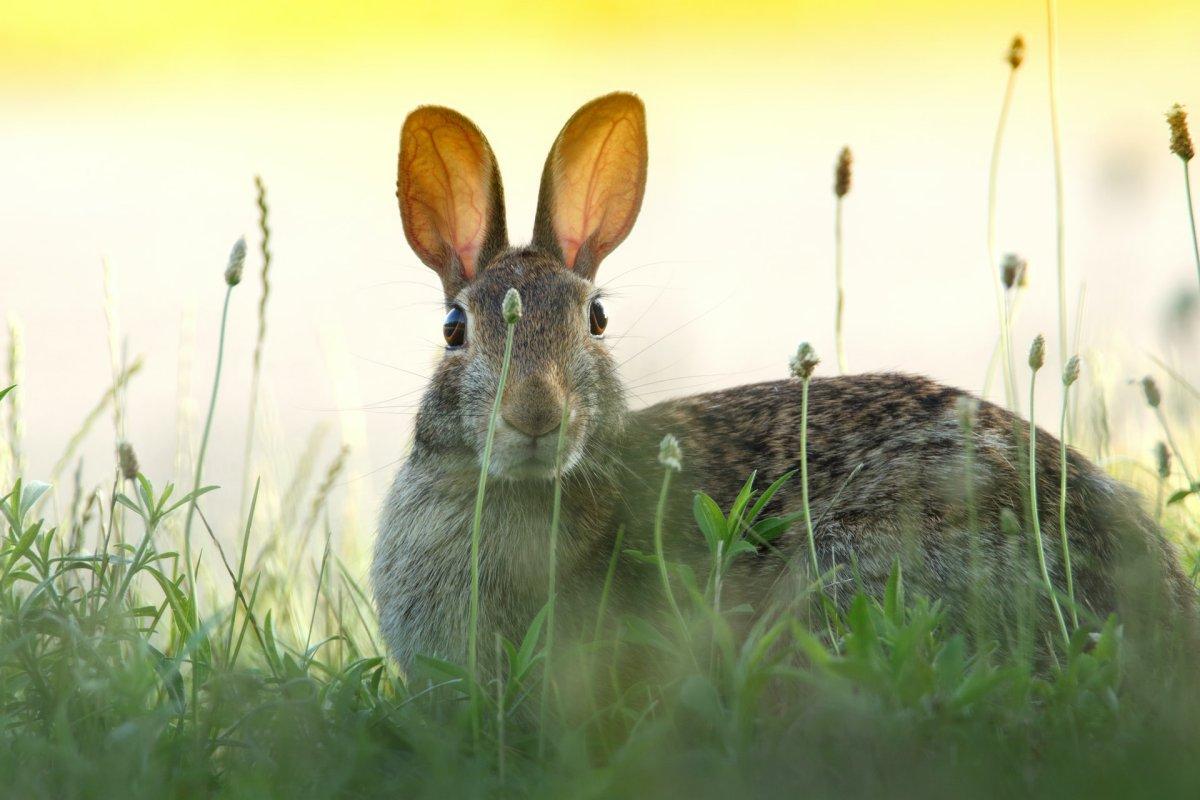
{"left": 1182, "top": 162, "right": 1200, "bottom": 292}
{"left": 1046, "top": 0, "right": 1069, "bottom": 369}
{"left": 800, "top": 377, "right": 819, "bottom": 579}
{"left": 987, "top": 68, "right": 1020, "bottom": 407}
{"left": 1027, "top": 359, "right": 1070, "bottom": 646}
{"left": 652, "top": 463, "right": 688, "bottom": 643}
{"left": 1058, "top": 377, "right": 1079, "bottom": 628}
{"left": 834, "top": 198, "right": 847, "bottom": 374}
{"left": 467, "top": 319, "right": 516, "bottom": 739}
{"left": 182, "top": 284, "right": 235, "bottom": 605}
{"left": 538, "top": 398, "right": 572, "bottom": 757}
{"left": 238, "top": 176, "right": 273, "bottom": 522}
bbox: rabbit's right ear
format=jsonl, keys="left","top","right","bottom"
{"left": 532, "top": 93, "right": 647, "bottom": 280}
{"left": 397, "top": 106, "right": 508, "bottom": 295}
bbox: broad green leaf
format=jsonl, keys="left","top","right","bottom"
{"left": 742, "top": 470, "right": 796, "bottom": 529}
{"left": 19, "top": 481, "right": 51, "bottom": 521}
{"left": 726, "top": 472, "right": 758, "bottom": 532}
{"left": 692, "top": 492, "right": 726, "bottom": 553}
{"left": 516, "top": 602, "right": 550, "bottom": 669}
{"left": 1167, "top": 488, "right": 1195, "bottom": 505}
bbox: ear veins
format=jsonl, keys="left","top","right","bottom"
{"left": 399, "top": 110, "right": 493, "bottom": 280}
{"left": 554, "top": 107, "right": 642, "bottom": 271}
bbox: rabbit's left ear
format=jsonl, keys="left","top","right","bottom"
{"left": 532, "top": 93, "right": 647, "bottom": 280}
{"left": 397, "top": 106, "right": 508, "bottom": 295}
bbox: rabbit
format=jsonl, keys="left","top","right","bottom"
{"left": 373, "top": 92, "right": 1193, "bottom": 674}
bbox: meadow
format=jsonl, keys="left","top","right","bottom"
{"left": 4, "top": 30, "right": 1200, "bottom": 800}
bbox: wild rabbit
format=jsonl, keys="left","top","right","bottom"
{"left": 373, "top": 92, "right": 1192, "bottom": 672}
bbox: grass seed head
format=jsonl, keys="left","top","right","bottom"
{"left": 1155, "top": 440, "right": 1172, "bottom": 479}
{"left": 834, "top": 147, "right": 853, "bottom": 198}
{"left": 1167, "top": 104, "right": 1195, "bottom": 162}
{"left": 1062, "top": 355, "right": 1080, "bottom": 387}
{"left": 789, "top": 342, "right": 820, "bottom": 380}
{"left": 1007, "top": 35, "right": 1026, "bottom": 69}
{"left": 1001, "top": 253, "right": 1028, "bottom": 290}
{"left": 1028, "top": 335, "right": 1045, "bottom": 371}
{"left": 658, "top": 434, "right": 682, "bottom": 472}
{"left": 1142, "top": 376, "right": 1161, "bottom": 408}
{"left": 225, "top": 237, "right": 247, "bottom": 286}
{"left": 117, "top": 441, "right": 139, "bottom": 481}
{"left": 502, "top": 287, "right": 523, "bottom": 324}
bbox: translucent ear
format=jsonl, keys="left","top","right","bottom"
{"left": 397, "top": 106, "right": 508, "bottom": 293}
{"left": 532, "top": 93, "right": 648, "bottom": 280}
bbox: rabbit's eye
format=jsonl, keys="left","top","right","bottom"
{"left": 443, "top": 305, "right": 467, "bottom": 348}
{"left": 589, "top": 300, "right": 608, "bottom": 336}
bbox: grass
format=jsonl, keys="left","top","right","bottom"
{"left": 467, "top": 288, "right": 520, "bottom": 738}
{"left": 1025, "top": 335, "right": 1070, "bottom": 646}
{"left": 985, "top": 36, "right": 1024, "bottom": 409}
{"left": 4, "top": 284, "right": 1199, "bottom": 800}
{"left": 4, "top": 34, "right": 1200, "bottom": 800}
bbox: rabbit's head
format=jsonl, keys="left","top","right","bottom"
{"left": 397, "top": 93, "right": 648, "bottom": 480}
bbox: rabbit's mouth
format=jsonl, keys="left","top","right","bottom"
{"left": 486, "top": 414, "right": 586, "bottom": 481}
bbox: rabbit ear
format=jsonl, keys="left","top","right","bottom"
{"left": 532, "top": 93, "right": 647, "bottom": 280}
{"left": 397, "top": 106, "right": 508, "bottom": 294}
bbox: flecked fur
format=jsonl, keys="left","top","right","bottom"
{"left": 374, "top": 94, "right": 1192, "bottom": 673}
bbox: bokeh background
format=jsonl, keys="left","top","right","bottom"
{"left": 3, "top": 0, "right": 1200, "bottom": 530}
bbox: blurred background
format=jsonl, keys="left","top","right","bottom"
{"left": 3, "top": 0, "right": 1199, "bottom": 535}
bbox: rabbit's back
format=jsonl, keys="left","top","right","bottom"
{"left": 621, "top": 373, "right": 1189, "bottom": 623}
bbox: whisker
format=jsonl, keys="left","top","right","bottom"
{"left": 617, "top": 292, "right": 736, "bottom": 369}
{"left": 350, "top": 353, "right": 431, "bottom": 381}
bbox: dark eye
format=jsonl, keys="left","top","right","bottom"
{"left": 443, "top": 305, "right": 466, "bottom": 347}
{"left": 589, "top": 299, "right": 608, "bottom": 336}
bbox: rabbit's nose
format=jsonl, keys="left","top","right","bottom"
{"left": 501, "top": 377, "right": 564, "bottom": 439}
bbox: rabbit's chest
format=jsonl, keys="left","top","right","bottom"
{"left": 373, "top": 465, "right": 573, "bottom": 666}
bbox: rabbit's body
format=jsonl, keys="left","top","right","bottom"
{"left": 377, "top": 364, "right": 1188, "bottom": 668}
{"left": 373, "top": 93, "right": 1190, "bottom": 673}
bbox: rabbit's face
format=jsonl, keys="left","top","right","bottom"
{"left": 443, "top": 250, "right": 623, "bottom": 480}
{"left": 396, "top": 92, "right": 647, "bottom": 478}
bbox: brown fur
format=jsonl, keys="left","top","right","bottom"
{"left": 373, "top": 94, "right": 1193, "bottom": 673}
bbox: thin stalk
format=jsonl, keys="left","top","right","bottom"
{"left": 1028, "top": 371, "right": 1070, "bottom": 646}
{"left": 982, "top": 287, "right": 1030, "bottom": 402}
{"left": 987, "top": 67, "right": 1020, "bottom": 408}
{"left": 1152, "top": 406, "right": 1197, "bottom": 487}
{"left": 1004, "top": 291, "right": 1022, "bottom": 414}
{"left": 238, "top": 176, "right": 273, "bottom": 523}
{"left": 834, "top": 197, "right": 847, "bottom": 374}
{"left": 182, "top": 285, "right": 234, "bottom": 608}
{"left": 589, "top": 523, "right": 625, "bottom": 742}
{"left": 652, "top": 467, "right": 689, "bottom": 643}
{"left": 712, "top": 539, "right": 725, "bottom": 622}
{"left": 1046, "top": 0, "right": 1069, "bottom": 368}
{"left": 224, "top": 480, "right": 261, "bottom": 664}
{"left": 800, "top": 377, "right": 819, "bottom": 578}
{"left": 496, "top": 632, "right": 506, "bottom": 785}
{"left": 112, "top": 506, "right": 156, "bottom": 611}
{"left": 1183, "top": 161, "right": 1200, "bottom": 292}
{"left": 538, "top": 398, "right": 571, "bottom": 757}
{"left": 960, "top": 405, "right": 985, "bottom": 649}
{"left": 710, "top": 538, "right": 724, "bottom": 673}
{"left": 304, "top": 535, "right": 332, "bottom": 656}
{"left": 1057, "top": 394, "right": 1078, "bottom": 629}
{"left": 593, "top": 525, "right": 626, "bottom": 643}
{"left": 467, "top": 321, "right": 516, "bottom": 738}
{"left": 799, "top": 375, "right": 837, "bottom": 644}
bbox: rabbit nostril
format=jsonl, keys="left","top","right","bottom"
{"left": 502, "top": 407, "right": 562, "bottom": 439}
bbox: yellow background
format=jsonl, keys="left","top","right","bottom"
{"left": 3, "top": 0, "right": 1199, "bottom": 516}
